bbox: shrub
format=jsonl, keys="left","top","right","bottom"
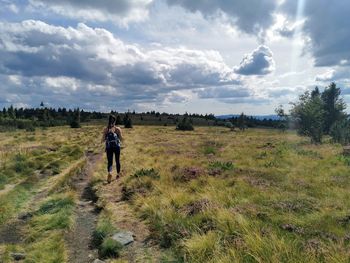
{"left": 203, "top": 146, "right": 216, "bottom": 155}
{"left": 132, "top": 168, "right": 160, "bottom": 179}
{"left": 99, "top": 238, "right": 122, "bottom": 258}
{"left": 330, "top": 119, "right": 350, "bottom": 145}
{"left": 26, "top": 124, "right": 36, "bottom": 132}
{"left": 224, "top": 122, "right": 234, "bottom": 129}
{"left": 209, "top": 161, "right": 234, "bottom": 171}
{"left": 176, "top": 117, "right": 194, "bottom": 131}
{"left": 124, "top": 116, "right": 133, "bottom": 129}
{"left": 70, "top": 108, "right": 81, "bottom": 128}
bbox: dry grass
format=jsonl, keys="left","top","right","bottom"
{"left": 115, "top": 126, "right": 350, "bottom": 263}
{"left": 1, "top": 125, "right": 350, "bottom": 262}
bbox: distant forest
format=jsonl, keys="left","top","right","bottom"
{"left": 0, "top": 103, "right": 282, "bottom": 131}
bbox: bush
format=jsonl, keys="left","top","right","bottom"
{"left": 124, "top": 116, "right": 133, "bottom": 129}
{"left": 208, "top": 161, "right": 234, "bottom": 171}
{"left": 70, "top": 120, "right": 81, "bottom": 128}
{"left": 224, "top": 122, "right": 233, "bottom": 129}
{"left": 70, "top": 108, "right": 81, "bottom": 128}
{"left": 26, "top": 123, "right": 36, "bottom": 132}
{"left": 132, "top": 168, "right": 160, "bottom": 179}
{"left": 330, "top": 119, "right": 350, "bottom": 145}
{"left": 176, "top": 117, "right": 194, "bottom": 131}
{"left": 99, "top": 238, "right": 122, "bottom": 258}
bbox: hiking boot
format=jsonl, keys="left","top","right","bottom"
{"left": 116, "top": 173, "right": 121, "bottom": 180}
{"left": 107, "top": 173, "right": 112, "bottom": 183}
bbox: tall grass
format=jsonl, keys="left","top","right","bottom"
{"left": 119, "top": 126, "right": 350, "bottom": 262}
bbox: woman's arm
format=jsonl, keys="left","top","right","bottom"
{"left": 101, "top": 127, "right": 107, "bottom": 143}
{"left": 116, "top": 127, "right": 123, "bottom": 141}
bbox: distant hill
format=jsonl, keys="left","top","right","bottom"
{"left": 216, "top": 114, "right": 280, "bottom": 121}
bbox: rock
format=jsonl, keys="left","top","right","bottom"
{"left": 112, "top": 231, "right": 134, "bottom": 246}
{"left": 93, "top": 259, "right": 104, "bottom": 263}
{"left": 10, "top": 252, "right": 26, "bottom": 261}
{"left": 18, "top": 212, "right": 33, "bottom": 220}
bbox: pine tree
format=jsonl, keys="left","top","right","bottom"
{"left": 116, "top": 115, "right": 122, "bottom": 125}
{"left": 321, "top": 82, "right": 346, "bottom": 134}
{"left": 70, "top": 108, "right": 81, "bottom": 128}
{"left": 291, "top": 91, "right": 325, "bottom": 143}
{"left": 238, "top": 113, "right": 246, "bottom": 131}
{"left": 8, "top": 105, "right": 16, "bottom": 119}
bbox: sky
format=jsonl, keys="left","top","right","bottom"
{"left": 0, "top": 0, "right": 350, "bottom": 115}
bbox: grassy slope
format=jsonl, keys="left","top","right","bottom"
{"left": 119, "top": 126, "right": 350, "bottom": 263}
{"left": 1, "top": 125, "right": 350, "bottom": 262}
{"left": 0, "top": 125, "right": 102, "bottom": 262}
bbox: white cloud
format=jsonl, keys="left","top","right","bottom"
{"left": 0, "top": 20, "right": 245, "bottom": 111}
{"left": 234, "top": 45, "right": 275, "bottom": 75}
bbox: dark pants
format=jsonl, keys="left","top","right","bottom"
{"left": 106, "top": 146, "right": 121, "bottom": 173}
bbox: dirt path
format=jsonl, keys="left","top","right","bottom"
{"left": 0, "top": 157, "right": 89, "bottom": 246}
{"left": 66, "top": 152, "right": 103, "bottom": 263}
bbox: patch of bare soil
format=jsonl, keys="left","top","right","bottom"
{"left": 66, "top": 152, "right": 103, "bottom": 263}
{"left": 0, "top": 220, "right": 26, "bottom": 244}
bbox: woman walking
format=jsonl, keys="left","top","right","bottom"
{"left": 101, "top": 114, "right": 123, "bottom": 183}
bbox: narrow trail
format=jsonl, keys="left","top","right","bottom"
{"left": 0, "top": 219, "right": 26, "bottom": 245}
{"left": 0, "top": 159, "right": 81, "bottom": 248}
{"left": 66, "top": 151, "right": 103, "bottom": 263}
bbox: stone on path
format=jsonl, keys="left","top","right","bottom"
{"left": 10, "top": 252, "right": 26, "bottom": 261}
{"left": 112, "top": 231, "right": 134, "bottom": 246}
{"left": 18, "top": 212, "right": 33, "bottom": 221}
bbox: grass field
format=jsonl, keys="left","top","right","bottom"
{"left": 1, "top": 125, "right": 350, "bottom": 262}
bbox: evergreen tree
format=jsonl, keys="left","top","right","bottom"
{"left": 238, "top": 113, "right": 246, "bottom": 131}
{"left": 275, "top": 105, "right": 288, "bottom": 132}
{"left": 290, "top": 91, "right": 325, "bottom": 143}
{"left": 124, "top": 115, "right": 133, "bottom": 128}
{"left": 116, "top": 115, "right": 122, "bottom": 125}
{"left": 8, "top": 105, "right": 16, "bottom": 119}
{"left": 330, "top": 118, "right": 350, "bottom": 145}
{"left": 70, "top": 108, "right": 81, "bottom": 128}
{"left": 321, "top": 82, "right": 346, "bottom": 134}
{"left": 311, "top": 86, "right": 320, "bottom": 98}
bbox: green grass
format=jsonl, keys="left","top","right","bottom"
{"left": 92, "top": 217, "right": 116, "bottom": 247}
{"left": 118, "top": 126, "right": 350, "bottom": 262}
{"left": 2, "top": 125, "right": 350, "bottom": 262}
{"left": 99, "top": 238, "right": 123, "bottom": 259}
{"left": 0, "top": 125, "right": 103, "bottom": 263}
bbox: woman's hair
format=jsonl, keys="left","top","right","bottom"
{"left": 107, "top": 114, "right": 116, "bottom": 129}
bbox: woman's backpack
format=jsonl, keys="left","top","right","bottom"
{"left": 106, "top": 130, "right": 120, "bottom": 149}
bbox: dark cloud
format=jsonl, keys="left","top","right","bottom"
{"left": 166, "top": 0, "right": 277, "bottom": 35}
{"left": 282, "top": 0, "right": 350, "bottom": 67}
{"left": 0, "top": 20, "right": 242, "bottom": 111}
{"left": 29, "top": 0, "right": 152, "bottom": 23}
{"left": 234, "top": 45, "right": 275, "bottom": 75}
